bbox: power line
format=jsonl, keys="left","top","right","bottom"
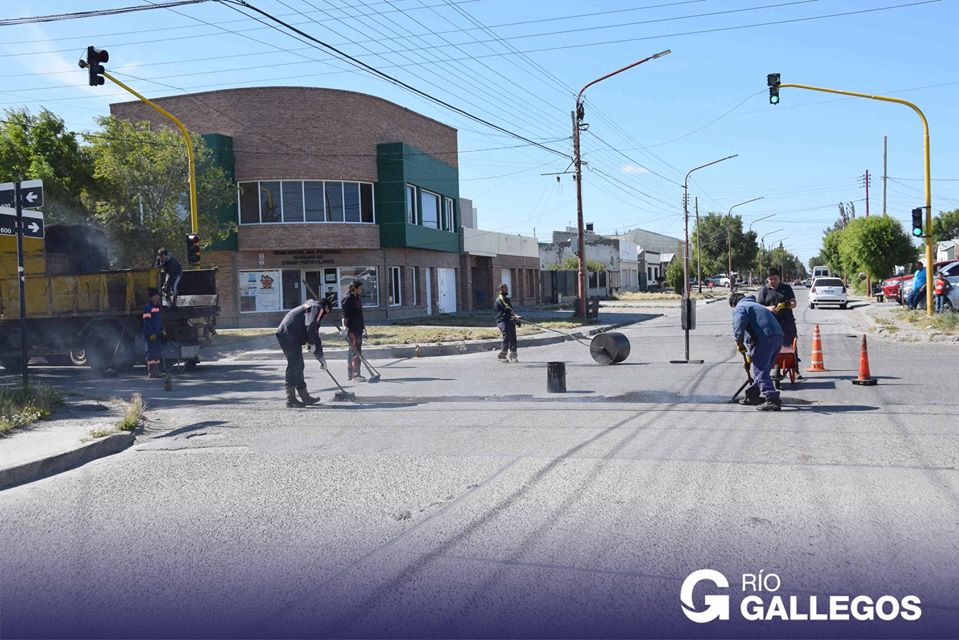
{"left": 0, "top": 0, "right": 210, "bottom": 26}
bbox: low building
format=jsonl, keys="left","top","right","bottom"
{"left": 936, "top": 239, "right": 959, "bottom": 262}
{"left": 459, "top": 199, "right": 539, "bottom": 308}
{"left": 112, "top": 87, "right": 466, "bottom": 327}
{"left": 540, "top": 226, "right": 640, "bottom": 296}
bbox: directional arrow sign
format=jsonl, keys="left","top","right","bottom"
{"left": 0, "top": 179, "right": 44, "bottom": 209}
{"left": 0, "top": 206, "right": 45, "bottom": 239}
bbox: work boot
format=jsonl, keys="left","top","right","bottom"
{"left": 285, "top": 385, "right": 304, "bottom": 408}
{"left": 756, "top": 397, "right": 782, "bottom": 412}
{"left": 297, "top": 386, "right": 320, "bottom": 405}
{"left": 497, "top": 352, "right": 509, "bottom": 363}
{"left": 737, "top": 393, "right": 763, "bottom": 406}
{"left": 147, "top": 363, "right": 162, "bottom": 379}
{"left": 351, "top": 375, "right": 367, "bottom": 383}
{"left": 508, "top": 352, "right": 518, "bottom": 363}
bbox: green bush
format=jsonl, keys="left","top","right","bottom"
{"left": 0, "top": 384, "right": 63, "bottom": 435}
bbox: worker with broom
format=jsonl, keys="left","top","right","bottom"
{"left": 730, "top": 292, "right": 784, "bottom": 411}
{"left": 276, "top": 297, "right": 333, "bottom": 407}
{"left": 341, "top": 280, "right": 367, "bottom": 382}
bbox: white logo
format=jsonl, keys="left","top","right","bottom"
{"left": 681, "top": 569, "right": 730, "bottom": 623}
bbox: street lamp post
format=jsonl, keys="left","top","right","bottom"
{"left": 748, "top": 213, "right": 775, "bottom": 285}
{"left": 672, "top": 154, "right": 737, "bottom": 364}
{"left": 573, "top": 49, "right": 671, "bottom": 318}
{"left": 726, "top": 197, "right": 764, "bottom": 287}
{"left": 760, "top": 229, "right": 784, "bottom": 278}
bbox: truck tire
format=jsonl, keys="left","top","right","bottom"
{"left": 84, "top": 324, "right": 136, "bottom": 372}
{"left": 70, "top": 350, "right": 87, "bottom": 366}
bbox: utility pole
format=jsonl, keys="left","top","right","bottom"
{"left": 882, "top": 135, "right": 888, "bottom": 215}
{"left": 572, "top": 49, "right": 671, "bottom": 319}
{"left": 861, "top": 170, "right": 872, "bottom": 294}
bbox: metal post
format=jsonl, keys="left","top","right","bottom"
{"left": 695, "top": 197, "right": 702, "bottom": 294}
{"left": 726, "top": 197, "right": 764, "bottom": 289}
{"left": 14, "top": 181, "right": 28, "bottom": 387}
{"left": 882, "top": 135, "right": 888, "bottom": 215}
{"left": 572, "top": 110, "right": 587, "bottom": 319}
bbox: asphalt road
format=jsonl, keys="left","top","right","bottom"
{"left": 2, "top": 291, "right": 957, "bottom": 639}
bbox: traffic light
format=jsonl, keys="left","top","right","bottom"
{"left": 911, "top": 207, "right": 924, "bottom": 238}
{"left": 82, "top": 46, "right": 109, "bottom": 86}
{"left": 186, "top": 233, "right": 201, "bottom": 264}
{"left": 767, "top": 73, "right": 781, "bottom": 105}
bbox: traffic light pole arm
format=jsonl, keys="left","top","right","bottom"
{"left": 780, "top": 82, "right": 933, "bottom": 316}
{"left": 102, "top": 71, "right": 199, "bottom": 236}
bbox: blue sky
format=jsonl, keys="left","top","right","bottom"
{"left": 3, "top": 0, "right": 957, "bottom": 264}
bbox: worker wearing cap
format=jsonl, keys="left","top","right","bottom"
{"left": 276, "top": 297, "right": 332, "bottom": 407}
{"left": 341, "top": 280, "right": 366, "bottom": 382}
{"left": 142, "top": 287, "right": 164, "bottom": 379}
{"left": 730, "top": 292, "right": 784, "bottom": 411}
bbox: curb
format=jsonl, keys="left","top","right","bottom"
{"left": 0, "top": 431, "right": 134, "bottom": 492}
{"left": 231, "top": 318, "right": 654, "bottom": 362}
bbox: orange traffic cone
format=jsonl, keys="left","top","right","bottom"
{"left": 851, "top": 334, "right": 877, "bottom": 386}
{"left": 806, "top": 324, "right": 827, "bottom": 372}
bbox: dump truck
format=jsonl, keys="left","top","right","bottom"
{"left": 0, "top": 224, "right": 217, "bottom": 373}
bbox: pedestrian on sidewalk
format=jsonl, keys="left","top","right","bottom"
{"left": 494, "top": 283, "right": 521, "bottom": 363}
{"left": 934, "top": 270, "right": 951, "bottom": 313}
{"left": 142, "top": 287, "right": 164, "bottom": 379}
{"left": 156, "top": 248, "right": 182, "bottom": 307}
{"left": 276, "top": 297, "right": 332, "bottom": 407}
{"left": 730, "top": 292, "right": 784, "bottom": 411}
{"left": 907, "top": 261, "right": 927, "bottom": 310}
{"left": 342, "top": 280, "right": 366, "bottom": 382}
{"left": 757, "top": 267, "right": 802, "bottom": 378}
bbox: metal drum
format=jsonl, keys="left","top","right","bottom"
{"left": 546, "top": 361, "right": 567, "bottom": 393}
{"left": 589, "top": 332, "right": 630, "bottom": 365}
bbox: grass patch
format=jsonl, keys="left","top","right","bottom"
{"left": 894, "top": 308, "right": 959, "bottom": 333}
{"left": 614, "top": 290, "right": 724, "bottom": 302}
{"left": 873, "top": 317, "right": 900, "bottom": 333}
{"left": 0, "top": 384, "right": 63, "bottom": 435}
{"left": 116, "top": 393, "right": 146, "bottom": 432}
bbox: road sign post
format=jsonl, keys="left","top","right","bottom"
{"left": 14, "top": 182, "right": 28, "bottom": 387}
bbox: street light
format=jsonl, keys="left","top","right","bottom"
{"left": 746, "top": 213, "right": 775, "bottom": 285}
{"left": 760, "top": 229, "right": 784, "bottom": 277}
{"left": 572, "top": 49, "right": 671, "bottom": 319}
{"left": 726, "top": 197, "right": 764, "bottom": 286}
{"left": 672, "top": 153, "right": 737, "bottom": 365}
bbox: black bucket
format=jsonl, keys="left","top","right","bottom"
{"left": 589, "top": 332, "right": 630, "bottom": 365}
{"left": 546, "top": 361, "right": 567, "bottom": 393}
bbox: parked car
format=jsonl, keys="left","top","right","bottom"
{"left": 899, "top": 261, "right": 958, "bottom": 306}
{"left": 792, "top": 279, "right": 803, "bottom": 287}
{"left": 705, "top": 274, "right": 730, "bottom": 287}
{"left": 809, "top": 277, "right": 848, "bottom": 309}
{"left": 801, "top": 279, "right": 811, "bottom": 288}
{"left": 881, "top": 274, "right": 913, "bottom": 302}
{"left": 901, "top": 260, "right": 959, "bottom": 310}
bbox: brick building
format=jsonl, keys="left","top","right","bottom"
{"left": 111, "top": 86, "right": 464, "bottom": 327}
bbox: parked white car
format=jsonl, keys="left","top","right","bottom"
{"left": 809, "top": 277, "right": 848, "bottom": 309}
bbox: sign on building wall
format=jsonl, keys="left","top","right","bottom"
{"left": 240, "top": 270, "right": 282, "bottom": 312}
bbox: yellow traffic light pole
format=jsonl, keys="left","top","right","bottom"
{"left": 778, "top": 82, "right": 933, "bottom": 316}
{"left": 101, "top": 71, "right": 199, "bottom": 236}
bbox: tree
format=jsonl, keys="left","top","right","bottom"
{"left": 665, "top": 257, "right": 685, "bottom": 292}
{"left": 547, "top": 257, "right": 606, "bottom": 272}
{"left": 820, "top": 230, "right": 845, "bottom": 277}
{"left": 692, "top": 212, "right": 758, "bottom": 277}
{"left": 83, "top": 116, "right": 235, "bottom": 268}
{"left": 837, "top": 216, "right": 916, "bottom": 283}
{"left": 763, "top": 243, "right": 804, "bottom": 281}
{"left": 0, "top": 108, "right": 95, "bottom": 224}
{"left": 931, "top": 209, "right": 959, "bottom": 244}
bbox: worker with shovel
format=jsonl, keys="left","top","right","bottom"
{"left": 730, "top": 292, "right": 784, "bottom": 411}
{"left": 276, "top": 297, "right": 332, "bottom": 407}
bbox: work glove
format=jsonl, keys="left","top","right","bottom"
{"left": 316, "top": 356, "right": 327, "bottom": 370}
{"left": 148, "top": 334, "right": 157, "bottom": 342}
{"left": 736, "top": 341, "right": 747, "bottom": 354}
{"left": 774, "top": 302, "right": 788, "bottom": 312}
{"left": 743, "top": 355, "right": 752, "bottom": 371}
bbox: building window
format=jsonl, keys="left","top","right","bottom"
{"left": 421, "top": 190, "right": 440, "bottom": 229}
{"left": 238, "top": 182, "right": 259, "bottom": 224}
{"left": 304, "top": 181, "right": 325, "bottom": 222}
{"left": 443, "top": 197, "right": 455, "bottom": 231}
{"left": 237, "top": 180, "right": 375, "bottom": 224}
{"left": 282, "top": 181, "right": 304, "bottom": 222}
{"left": 405, "top": 184, "right": 417, "bottom": 224}
{"left": 343, "top": 182, "right": 361, "bottom": 223}
{"left": 339, "top": 266, "right": 379, "bottom": 307}
{"left": 360, "top": 183, "right": 374, "bottom": 223}
{"left": 411, "top": 267, "right": 419, "bottom": 306}
{"left": 260, "top": 182, "right": 282, "bottom": 223}
{"left": 325, "top": 181, "right": 344, "bottom": 222}
{"left": 389, "top": 266, "right": 402, "bottom": 307}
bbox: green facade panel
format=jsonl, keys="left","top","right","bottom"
{"left": 376, "top": 142, "right": 460, "bottom": 253}
{"left": 202, "top": 133, "right": 238, "bottom": 252}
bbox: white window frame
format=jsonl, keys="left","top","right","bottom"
{"left": 443, "top": 197, "right": 455, "bottom": 231}
{"left": 420, "top": 189, "right": 441, "bottom": 230}
{"left": 389, "top": 266, "right": 402, "bottom": 307}
{"left": 406, "top": 184, "right": 418, "bottom": 225}
{"left": 237, "top": 180, "right": 377, "bottom": 225}
{"left": 410, "top": 267, "right": 419, "bottom": 306}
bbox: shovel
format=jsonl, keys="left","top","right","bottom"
{"left": 730, "top": 352, "right": 753, "bottom": 403}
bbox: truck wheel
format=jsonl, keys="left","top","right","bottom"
{"left": 84, "top": 324, "right": 135, "bottom": 372}
{"left": 70, "top": 350, "right": 87, "bottom": 366}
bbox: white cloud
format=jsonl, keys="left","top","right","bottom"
{"left": 621, "top": 164, "right": 649, "bottom": 175}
